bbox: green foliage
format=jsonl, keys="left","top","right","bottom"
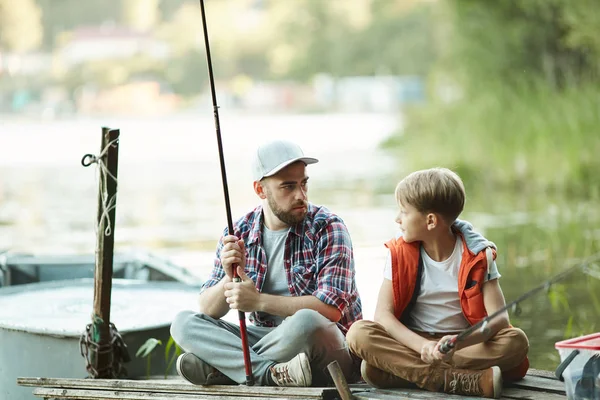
{"left": 136, "top": 338, "right": 162, "bottom": 379}
{"left": 385, "top": 1, "right": 600, "bottom": 194}
{"left": 136, "top": 336, "right": 183, "bottom": 380}
{"left": 387, "top": 82, "right": 600, "bottom": 193}
{"left": 164, "top": 336, "right": 183, "bottom": 380}
{"left": 276, "top": 0, "right": 436, "bottom": 80}
{"left": 446, "top": 0, "right": 600, "bottom": 92}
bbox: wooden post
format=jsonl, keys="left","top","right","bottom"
{"left": 327, "top": 361, "right": 355, "bottom": 400}
{"left": 91, "top": 127, "right": 120, "bottom": 378}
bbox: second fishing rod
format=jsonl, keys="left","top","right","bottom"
{"left": 440, "top": 255, "right": 600, "bottom": 354}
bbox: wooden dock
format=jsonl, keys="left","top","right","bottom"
{"left": 18, "top": 369, "right": 566, "bottom": 400}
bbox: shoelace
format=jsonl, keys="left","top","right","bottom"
{"left": 271, "top": 365, "right": 293, "bottom": 384}
{"left": 448, "top": 371, "right": 483, "bottom": 395}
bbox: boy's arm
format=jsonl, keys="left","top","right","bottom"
{"left": 453, "top": 278, "right": 510, "bottom": 350}
{"left": 374, "top": 279, "right": 431, "bottom": 354}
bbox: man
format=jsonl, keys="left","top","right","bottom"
{"left": 170, "top": 139, "right": 362, "bottom": 387}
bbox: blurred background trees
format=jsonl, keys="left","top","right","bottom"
{"left": 0, "top": 0, "right": 598, "bottom": 192}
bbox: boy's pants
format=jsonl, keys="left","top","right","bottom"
{"left": 170, "top": 308, "right": 360, "bottom": 386}
{"left": 347, "top": 320, "right": 529, "bottom": 391}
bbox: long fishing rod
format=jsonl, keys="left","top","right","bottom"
{"left": 198, "top": 0, "right": 253, "bottom": 386}
{"left": 440, "top": 255, "right": 599, "bottom": 354}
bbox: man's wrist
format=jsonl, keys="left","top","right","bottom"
{"left": 256, "top": 292, "right": 267, "bottom": 312}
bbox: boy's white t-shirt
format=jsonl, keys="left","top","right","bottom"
{"left": 383, "top": 237, "right": 501, "bottom": 333}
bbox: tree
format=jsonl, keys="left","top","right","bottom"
{"left": 0, "top": 0, "right": 43, "bottom": 52}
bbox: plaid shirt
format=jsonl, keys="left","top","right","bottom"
{"left": 201, "top": 203, "right": 362, "bottom": 334}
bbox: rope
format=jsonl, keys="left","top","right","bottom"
{"left": 81, "top": 138, "right": 119, "bottom": 237}
{"left": 79, "top": 318, "right": 131, "bottom": 379}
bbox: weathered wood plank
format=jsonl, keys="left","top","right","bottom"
{"left": 506, "top": 375, "right": 565, "bottom": 394}
{"left": 500, "top": 387, "right": 567, "bottom": 399}
{"left": 19, "top": 370, "right": 569, "bottom": 400}
{"left": 19, "top": 377, "right": 325, "bottom": 398}
{"left": 32, "top": 388, "right": 296, "bottom": 400}
{"left": 351, "top": 386, "right": 566, "bottom": 400}
{"left": 526, "top": 369, "right": 559, "bottom": 380}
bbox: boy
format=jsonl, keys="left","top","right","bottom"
{"left": 346, "top": 168, "right": 529, "bottom": 399}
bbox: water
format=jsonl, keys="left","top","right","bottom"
{"left": 1, "top": 112, "right": 598, "bottom": 371}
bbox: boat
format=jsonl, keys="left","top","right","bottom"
{"left": 0, "top": 249, "right": 203, "bottom": 288}
{"left": 1, "top": 278, "right": 201, "bottom": 400}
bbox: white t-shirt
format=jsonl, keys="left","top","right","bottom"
{"left": 383, "top": 237, "right": 500, "bottom": 333}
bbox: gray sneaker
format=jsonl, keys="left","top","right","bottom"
{"left": 176, "top": 353, "right": 235, "bottom": 385}
{"left": 270, "top": 353, "right": 312, "bottom": 387}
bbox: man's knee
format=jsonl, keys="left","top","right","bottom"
{"left": 346, "top": 320, "right": 380, "bottom": 354}
{"left": 283, "top": 309, "right": 333, "bottom": 341}
{"left": 170, "top": 310, "right": 205, "bottom": 346}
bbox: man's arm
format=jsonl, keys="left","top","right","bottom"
{"left": 198, "top": 275, "right": 232, "bottom": 319}
{"left": 197, "top": 232, "right": 234, "bottom": 319}
{"left": 258, "top": 293, "right": 341, "bottom": 322}
{"left": 374, "top": 279, "right": 430, "bottom": 354}
{"left": 224, "top": 267, "right": 342, "bottom": 321}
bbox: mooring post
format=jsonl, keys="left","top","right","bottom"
{"left": 327, "top": 360, "right": 355, "bottom": 400}
{"left": 91, "top": 127, "right": 120, "bottom": 377}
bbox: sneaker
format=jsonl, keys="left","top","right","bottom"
{"left": 176, "top": 353, "right": 235, "bottom": 386}
{"left": 361, "top": 360, "right": 414, "bottom": 389}
{"left": 444, "top": 366, "right": 503, "bottom": 398}
{"left": 270, "top": 353, "right": 312, "bottom": 387}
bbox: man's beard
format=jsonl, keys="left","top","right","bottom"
{"left": 267, "top": 196, "right": 307, "bottom": 226}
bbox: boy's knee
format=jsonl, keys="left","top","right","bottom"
{"left": 346, "top": 320, "right": 378, "bottom": 352}
{"left": 508, "top": 328, "right": 529, "bottom": 355}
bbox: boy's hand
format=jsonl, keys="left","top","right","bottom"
{"left": 420, "top": 341, "right": 438, "bottom": 364}
{"left": 433, "top": 335, "right": 457, "bottom": 362}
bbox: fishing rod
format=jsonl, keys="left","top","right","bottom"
{"left": 198, "top": 0, "right": 253, "bottom": 386}
{"left": 440, "top": 254, "right": 600, "bottom": 354}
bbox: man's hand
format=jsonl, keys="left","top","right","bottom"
{"left": 220, "top": 235, "right": 246, "bottom": 279}
{"left": 223, "top": 266, "right": 260, "bottom": 312}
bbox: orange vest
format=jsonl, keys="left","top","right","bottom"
{"left": 386, "top": 233, "right": 490, "bottom": 324}
{"left": 385, "top": 234, "right": 529, "bottom": 381}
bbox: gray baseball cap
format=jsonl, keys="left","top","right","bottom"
{"left": 252, "top": 140, "right": 318, "bottom": 181}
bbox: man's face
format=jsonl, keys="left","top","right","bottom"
{"left": 261, "top": 161, "right": 309, "bottom": 226}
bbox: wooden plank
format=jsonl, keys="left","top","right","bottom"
{"left": 351, "top": 386, "right": 567, "bottom": 400}
{"left": 526, "top": 368, "right": 559, "bottom": 380}
{"left": 500, "top": 387, "right": 567, "bottom": 400}
{"left": 506, "top": 375, "right": 565, "bottom": 394}
{"left": 352, "top": 387, "right": 482, "bottom": 399}
{"left": 19, "top": 377, "right": 325, "bottom": 398}
{"left": 32, "top": 388, "right": 297, "bottom": 400}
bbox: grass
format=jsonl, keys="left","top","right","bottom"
{"left": 382, "top": 81, "right": 600, "bottom": 197}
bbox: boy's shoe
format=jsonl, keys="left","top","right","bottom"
{"left": 270, "top": 353, "right": 312, "bottom": 387}
{"left": 176, "top": 353, "right": 235, "bottom": 385}
{"left": 443, "top": 366, "right": 503, "bottom": 398}
{"left": 361, "top": 360, "right": 414, "bottom": 389}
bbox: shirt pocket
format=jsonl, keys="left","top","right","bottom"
{"left": 462, "top": 283, "right": 486, "bottom": 321}
{"left": 292, "top": 262, "right": 317, "bottom": 294}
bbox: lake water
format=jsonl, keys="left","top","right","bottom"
{"left": 1, "top": 111, "right": 598, "bottom": 371}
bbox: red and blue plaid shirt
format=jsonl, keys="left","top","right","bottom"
{"left": 201, "top": 203, "right": 363, "bottom": 334}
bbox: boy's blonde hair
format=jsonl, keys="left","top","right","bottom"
{"left": 395, "top": 167, "right": 465, "bottom": 223}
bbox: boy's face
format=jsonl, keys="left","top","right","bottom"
{"left": 395, "top": 202, "right": 428, "bottom": 243}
